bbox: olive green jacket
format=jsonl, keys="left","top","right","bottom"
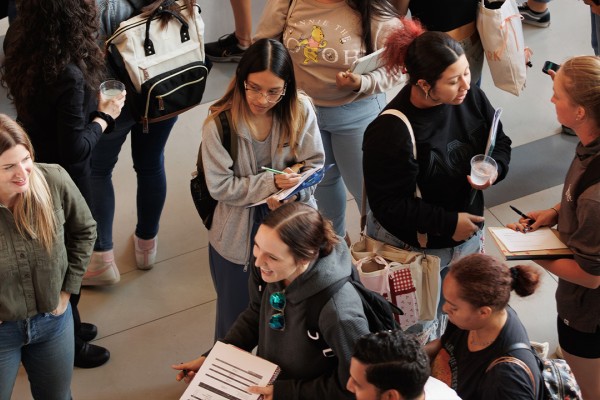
{"left": 0, "top": 163, "right": 96, "bottom": 321}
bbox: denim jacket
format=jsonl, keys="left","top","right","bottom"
{"left": 96, "top": 0, "right": 148, "bottom": 41}
{"left": 0, "top": 164, "right": 96, "bottom": 321}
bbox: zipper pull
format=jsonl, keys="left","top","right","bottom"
{"left": 244, "top": 261, "right": 249, "bottom": 272}
{"left": 142, "top": 117, "right": 149, "bottom": 133}
{"left": 158, "top": 96, "right": 164, "bottom": 110}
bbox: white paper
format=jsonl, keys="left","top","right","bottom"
{"left": 491, "top": 227, "right": 568, "bottom": 252}
{"left": 179, "top": 341, "right": 280, "bottom": 400}
{"left": 485, "top": 107, "right": 503, "bottom": 157}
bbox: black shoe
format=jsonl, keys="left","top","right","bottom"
{"left": 205, "top": 33, "right": 246, "bottom": 62}
{"left": 74, "top": 342, "right": 110, "bottom": 369}
{"left": 77, "top": 322, "right": 98, "bottom": 342}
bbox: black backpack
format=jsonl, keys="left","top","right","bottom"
{"left": 190, "top": 111, "right": 237, "bottom": 229}
{"left": 304, "top": 266, "right": 403, "bottom": 359}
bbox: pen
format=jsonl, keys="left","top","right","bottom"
{"left": 261, "top": 166, "right": 286, "bottom": 174}
{"left": 509, "top": 205, "right": 536, "bottom": 224}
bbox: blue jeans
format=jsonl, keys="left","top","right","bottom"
{"left": 0, "top": 304, "right": 74, "bottom": 400}
{"left": 90, "top": 116, "right": 177, "bottom": 250}
{"left": 592, "top": 11, "right": 600, "bottom": 56}
{"left": 314, "top": 94, "right": 385, "bottom": 236}
{"left": 366, "top": 213, "right": 483, "bottom": 341}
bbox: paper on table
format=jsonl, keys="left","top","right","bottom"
{"left": 179, "top": 341, "right": 280, "bottom": 400}
{"left": 490, "top": 227, "right": 568, "bottom": 252}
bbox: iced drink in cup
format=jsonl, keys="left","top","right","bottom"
{"left": 100, "top": 80, "right": 125, "bottom": 99}
{"left": 470, "top": 155, "right": 497, "bottom": 185}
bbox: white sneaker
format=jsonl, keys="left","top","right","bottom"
{"left": 83, "top": 250, "right": 120, "bottom": 286}
{"left": 133, "top": 234, "right": 157, "bottom": 270}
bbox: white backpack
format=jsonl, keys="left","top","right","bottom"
{"left": 106, "top": 0, "right": 209, "bottom": 131}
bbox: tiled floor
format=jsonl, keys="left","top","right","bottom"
{"left": 5, "top": 1, "right": 594, "bottom": 398}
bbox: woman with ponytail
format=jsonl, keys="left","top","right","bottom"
{"left": 426, "top": 254, "right": 544, "bottom": 400}
{"left": 0, "top": 115, "right": 96, "bottom": 400}
{"left": 363, "top": 19, "right": 512, "bottom": 341}
{"left": 175, "top": 202, "right": 370, "bottom": 400}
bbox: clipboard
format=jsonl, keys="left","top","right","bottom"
{"left": 488, "top": 227, "right": 574, "bottom": 260}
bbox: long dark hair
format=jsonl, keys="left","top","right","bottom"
{"left": 208, "top": 38, "right": 307, "bottom": 156}
{"left": 347, "top": 0, "right": 399, "bottom": 54}
{"left": 1, "top": 0, "right": 106, "bottom": 121}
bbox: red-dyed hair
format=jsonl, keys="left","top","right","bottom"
{"left": 382, "top": 17, "right": 426, "bottom": 75}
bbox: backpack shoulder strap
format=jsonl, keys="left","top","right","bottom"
{"left": 486, "top": 342, "right": 538, "bottom": 393}
{"left": 575, "top": 155, "right": 600, "bottom": 200}
{"left": 304, "top": 276, "right": 350, "bottom": 357}
{"left": 197, "top": 111, "right": 237, "bottom": 170}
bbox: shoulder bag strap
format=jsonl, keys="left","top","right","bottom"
{"left": 364, "top": 109, "right": 427, "bottom": 247}
{"left": 486, "top": 355, "right": 536, "bottom": 393}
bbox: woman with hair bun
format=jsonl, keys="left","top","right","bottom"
{"left": 174, "top": 202, "right": 370, "bottom": 400}
{"left": 427, "top": 254, "right": 544, "bottom": 400}
{"left": 363, "top": 18, "right": 512, "bottom": 341}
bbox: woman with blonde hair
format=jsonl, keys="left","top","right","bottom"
{"left": 0, "top": 115, "right": 96, "bottom": 400}
{"left": 509, "top": 55, "right": 600, "bottom": 399}
{"left": 201, "top": 38, "right": 324, "bottom": 341}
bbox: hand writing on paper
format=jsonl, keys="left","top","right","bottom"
{"left": 274, "top": 167, "right": 301, "bottom": 190}
{"left": 506, "top": 208, "right": 558, "bottom": 233}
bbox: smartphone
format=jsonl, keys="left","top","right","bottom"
{"left": 542, "top": 61, "right": 560, "bottom": 75}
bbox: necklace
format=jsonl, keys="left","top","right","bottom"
{"left": 469, "top": 330, "right": 494, "bottom": 347}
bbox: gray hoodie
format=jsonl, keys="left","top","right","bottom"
{"left": 203, "top": 95, "right": 325, "bottom": 265}
{"left": 223, "top": 241, "right": 370, "bottom": 399}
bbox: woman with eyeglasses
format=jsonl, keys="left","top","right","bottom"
{"left": 199, "top": 38, "right": 324, "bottom": 342}
{"left": 174, "top": 202, "right": 370, "bottom": 399}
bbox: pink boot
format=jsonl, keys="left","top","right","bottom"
{"left": 83, "top": 250, "right": 120, "bottom": 286}
{"left": 133, "top": 234, "right": 157, "bottom": 270}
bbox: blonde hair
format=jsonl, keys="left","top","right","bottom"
{"left": 561, "top": 56, "right": 600, "bottom": 131}
{"left": 205, "top": 39, "right": 309, "bottom": 157}
{"left": 0, "top": 114, "right": 57, "bottom": 252}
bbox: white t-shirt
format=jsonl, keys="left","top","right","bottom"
{"left": 425, "top": 377, "right": 462, "bottom": 400}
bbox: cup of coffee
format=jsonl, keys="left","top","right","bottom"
{"left": 470, "top": 155, "right": 497, "bottom": 185}
{"left": 100, "top": 80, "right": 125, "bottom": 100}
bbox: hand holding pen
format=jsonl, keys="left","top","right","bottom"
{"left": 507, "top": 205, "right": 559, "bottom": 233}
{"left": 262, "top": 166, "right": 301, "bottom": 190}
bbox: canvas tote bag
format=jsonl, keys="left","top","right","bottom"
{"left": 477, "top": 0, "right": 529, "bottom": 96}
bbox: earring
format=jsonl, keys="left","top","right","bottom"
{"left": 425, "top": 90, "right": 429, "bottom": 100}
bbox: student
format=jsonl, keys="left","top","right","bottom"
{"left": 254, "top": 0, "right": 403, "bottom": 237}
{"left": 348, "top": 330, "right": 461, "bottom": 400}
{"left": 174, "top": 203, "right": 370, "bottom": 399}
{"left": 427, "top": 254, "right": 543, "bottom": 400}
{"left": 508, "top": 56, "right": 600, "bottom": 400}
{"left": 200, "top": 39, "right": 324, "bottom": 341}
{"left": 89, "top": 0, "right": 188, "bottom": 279}
{"left": 363, "top": 19, "right": 511, "bottom": 341}
{"left": 1, "top": 0, "right": 124, "bottom": 369}
{"left": 0, "top": 115, "right": 96, "bottom": 400}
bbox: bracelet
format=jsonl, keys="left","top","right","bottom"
{"left": 550, "top": 207, "right": 559, "bottom": 216}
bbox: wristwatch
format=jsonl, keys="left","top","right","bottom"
{"left": 90, "top": 111, "right": 115, "bottom": 134}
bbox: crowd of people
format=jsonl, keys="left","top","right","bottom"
{"left": 0, "top": 0, "right": 599, "bottom": 399}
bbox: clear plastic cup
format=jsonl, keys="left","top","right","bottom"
{"left": 100, "top": 80, "right": 125, "bottom": 100}
{"left": 470, "top": 155, "right": 497, "bottom": 185}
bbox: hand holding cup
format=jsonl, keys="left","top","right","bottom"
{"left": 467, "top": 154, "right": 498, "bottom": 190}
{"left": 98, "top": 80, "right": 126, "bottom": 120}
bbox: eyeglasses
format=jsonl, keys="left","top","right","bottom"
{"left": 244, "top": 81, "right": 286, "bottom": 103}
{"left": 269, "top": 291, "right": 286, "bottom": 331}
